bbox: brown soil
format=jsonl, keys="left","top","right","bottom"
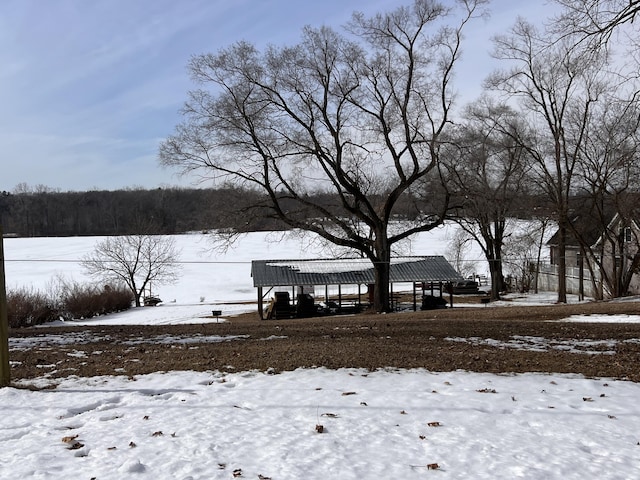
{"left": 8, "top": 299, "right": 640, "bottom": 384}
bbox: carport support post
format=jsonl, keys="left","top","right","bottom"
{"left": 412, "top": 283, "right": 417, "bottom": 312}
{"left": 0, "top": 225, "right": 10, "bottom": 387}
{"left": 444, "top": 281, "right": 454, "bottom": 308}
{"left": 257, "top": 287, "right": 264, "bottom": 320}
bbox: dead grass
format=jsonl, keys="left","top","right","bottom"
{"left": 8, "top": 299, "right": 640, "bottom": 383}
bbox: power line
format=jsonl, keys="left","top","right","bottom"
{"left": 3, "top": 259, "right": 254, "bottom": 264}
{"left": 2, "top": 257, "right": 552, "bottom": 266}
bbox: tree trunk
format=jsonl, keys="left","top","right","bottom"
{"left": 488, "top": 257, "right": 503, "bottom": 301}
{"left": 131, "top": 279, "right": 141, "bottom": 307}
{"left": 557, "top": 221, "right": 568, "bottom": 303}
{"left": 372, "top": 233, "right": 391, "bottom": 313}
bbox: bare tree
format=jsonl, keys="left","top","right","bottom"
{"left": 159, "top": 0, "right": 488, "bottom": 312}
{"left": 571, "top": 96, "right": 640, "bottom": 297}
{"left": 487, "top": 19, "right": 610, "bottom": 302}
{"left": 82, "top": 235, "right": 182, "bottom": 307}
{"left": 552, "top": 0, "right": 640, "bottom": 47}
{"left": 443, "top": 98, "right": 532, "bottom": 300}
{"left": 444, "top": 227, "right": 478, "bottom": 279}
{"left": 502, "top": 220, "right": 551, "bottom": 294}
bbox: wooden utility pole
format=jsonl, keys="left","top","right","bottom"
{"left": 0, "top": 224, "right": 10, "bottom": 387}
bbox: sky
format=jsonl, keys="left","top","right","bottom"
{"left": 0, "top": 0, "right": 559, "bottom": 193}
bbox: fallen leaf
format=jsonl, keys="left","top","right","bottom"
{"left": 427, "top": 463, "right": 440, "bottom": 470}
{"left": 315, "top": 424, "right": 324, "bottom": 433}
{"left": 129, "top": 442, "right": 137, "bottom": 448}
{"left": 321, "top": 413, "right": 339, "bottom": 418}
{"left": 476, "top": 388, "right": 497, "bottom": 394}
{"left": 68, "top": 441, "right": 84, "bottom": 450}
{"left": 61, "top": 435, "right": 78, "bottom": 443}
{"left": 151, "top": 431, "right": 164, "bottom": 437}
{"left": 258, "top": 475, "right": 272, "bottom": 480}
{"left": 427, "top": 421, "right": 441, "bottom": 427}
{"left": 232, "top": 468, "right": 243, "bottom": 477}
{"left": 342, "top": 391, "right": 357, "bottom": 396}
{"left": 583, "top": 397, "right": 594, "bottom": 402}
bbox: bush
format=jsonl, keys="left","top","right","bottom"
{"left": 7, "top": 280, "right": 134, "bottom": 328}
{"left": 58, "top": 281, "right": 133, "bottom": 320}
{"left": 100, "top": 284, "right": 135, "bottom": 313}
{"left": 7, "top": 288, "right": 57, "bottom": 328}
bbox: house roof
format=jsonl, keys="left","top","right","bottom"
{"left": 251, "top": 256, "right": 463, "bottom": 287}
{"left": 547, "top": 211, "right": 616, "bottom": 248}
{"left": 545, "top": 207, "right": 639, "bottom": 249}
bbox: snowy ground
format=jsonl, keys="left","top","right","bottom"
{"left": 2, "top": 369, "right": 639, "bottom": 479}
{"left": 3, "top": 230, "right": 640, "bottom": 479}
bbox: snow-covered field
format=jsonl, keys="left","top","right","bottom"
{"left": 3, "top": 226, "right": 468, "bottom": 325}
{"left": 2, "top": 229, "right": 640, "bottom": 479}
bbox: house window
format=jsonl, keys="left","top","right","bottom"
{"left": 624, "top": 227, "right": 632, "bottom": 243}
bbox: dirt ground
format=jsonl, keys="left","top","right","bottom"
{"left": 8, "top": 299, "right": 640, "bottom": 383}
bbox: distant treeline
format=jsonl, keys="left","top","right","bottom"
{"left": 0, "top": 185, "right": 547, "bottom": 238}
{"left": 0, "top": 187, "right": 289, "bottom": 237}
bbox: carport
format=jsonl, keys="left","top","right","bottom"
{"left": 251, "top": 256, "right": 463, "bottom": 320}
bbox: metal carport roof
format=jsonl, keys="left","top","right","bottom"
{"left": 251, "top": 256, "right": 463, "bottom": 287}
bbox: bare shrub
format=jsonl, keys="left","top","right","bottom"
{"left": 57, "top": 279, "right": 133, "bottom": 320}
{"left": 7, "top": 280, "right": 133, "bottom": 328}
{"left": 100, "top": 284, "right": 134, "bottom": 313}
{"left": 6, "top": 288, "right": 57, "bottom": 327}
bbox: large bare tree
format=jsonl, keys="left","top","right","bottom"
{"left": 487, "top": 19, "right": 610, "bottom": 302}
{"left": 443, "top": 98, "right": 532, "bottom": 300}
{"left": 159, "top": 0, "right": 487, "bottom": 312}
{"left": 571, "top": 96, "right": 640, "bottom": 298}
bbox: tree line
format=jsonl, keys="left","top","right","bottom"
{"left": 0, "top": 185, "right": 287, "bottom": 237}
{"left": 0, "top": 183, "right": 444, "bottom": 237}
